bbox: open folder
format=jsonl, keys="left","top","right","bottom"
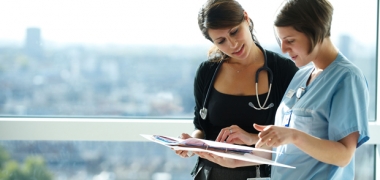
{"left": 140, "top": 134, "right": 295, "bottom": 169}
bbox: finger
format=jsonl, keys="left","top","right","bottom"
{"left": 259, "top": 130, "right": 274, "bottom": 143}
{"left": 259, "top": 133, "right": 277, "bottom": 148}
{"left": 216, "top": 128, "right": 230, "bottom": 142}
{"left": 256, "top": 138, "right": 264, "bottom": 148}
{"left": 180, "top": 151, "right": 189, "bottom": 157}
{"left": 253, "top": 124, "right": 266, "bottom": 132}
{"left": 225, "top": 133, "right": 234, "bottom": 143}
{"left": 256, "top": 126, "right": 271, "bottom": 138}
{"left": 194, "top": 152, "right": 203, "bottom": 157}
{"left": 256, "top": 134, "right": 272, "bottom": 148}
{"left": 265, "top": 138, "right": 273, "bottom": 147}
{"left": 175, "top": 150, "right": 182, "bottom": 155}
{"left": 181, "top": 133, "right": 191, "bottom": 139}
{"left": 225, "top": 133, "right": 241, "bottom": 144}
{"left": 207, "top": 153, "right": 217, "bottom": 161}
{"left": 177, "top": 151, "right": 188, "bottom": 158}
{"left": 215, "top": 129, "right": 226, "bottom": 142}
{"left": 202, "top": 153, "right": 214, "bottom": 161}
{"left": 223, "top": 129, "right": 231, "bottom": 142}
{"left": 197, "top": 152, "right": 207, "bottom": 158}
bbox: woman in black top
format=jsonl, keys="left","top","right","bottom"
{"left": 174, "top": 0, "right": 298, "bottom": 179}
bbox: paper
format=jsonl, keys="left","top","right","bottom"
{"left": 140, "top": 134, "right": 295, "bottom": 169}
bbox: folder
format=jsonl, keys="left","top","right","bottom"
{"left": 140, "top": 134, "right": 295, "bottom": 169}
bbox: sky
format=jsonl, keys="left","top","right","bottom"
{"left": 0, "top": 0, "right": 377, "bottom": 46}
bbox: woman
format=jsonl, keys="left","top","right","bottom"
{"left": 202, "top": 0, "right": 370, "bottom": 179}
{"left": 174, "top": 0, "right": 298, "bottom": 179}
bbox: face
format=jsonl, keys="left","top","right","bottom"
{"left": 275, "top": 26, "right": 316, "bottom": 67}
{"left": 207, "top": 14, "right": 254, "bottom": 61}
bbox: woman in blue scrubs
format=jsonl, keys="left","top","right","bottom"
{"left": 200, "top": 0, "right": 370, "bottom": 179}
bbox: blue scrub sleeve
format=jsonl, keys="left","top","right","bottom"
{"left": 328, "top": 74, "right": 369, "bottom": 148}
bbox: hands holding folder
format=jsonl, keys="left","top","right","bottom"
{"left": 140, "top": 134, "right": 295, "bottom": 169}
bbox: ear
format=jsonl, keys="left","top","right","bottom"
{"left": 243, "top": 11, "right": 249, "bottom": 22}
{"left": 244, "top": 11, "right": 252, "bottom": 31}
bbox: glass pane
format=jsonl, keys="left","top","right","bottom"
{"left": 0, "top": 0, "right": 376, "bottom": 119}
{"left": 0, "top": 141, "right": 374, "bottom": 179}
{"left": 0, "top": 0, "right": 210, "bottom": 117}
{"left": 0, "top": 141, "right": 197, "bottom": 180}
{"left": 329, "top": 0, "right": 377, "bottom": 121}
{"left": 354, "top": 144, "right": 375, "bottom": 180}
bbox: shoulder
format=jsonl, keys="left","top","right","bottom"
{"left": 194, "top": 60, "right": 220, "bottom": 88}
{"left": 336, "top": 53, "right": 365, "bottom": 77}
{"left": 196, "top": 60, "right": 220, "bottom": 77}
{"left": 329, "top": 53, "right": 367, "bottom": 83}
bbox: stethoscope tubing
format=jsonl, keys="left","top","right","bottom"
{"left": 199, "top": 43, "right": 273, "bottom": 120}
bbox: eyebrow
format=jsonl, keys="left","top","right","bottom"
{"left": 281, "top": 34, "right": 297, "bottom": 40}
{"left": 213, "top": 26, "right": 238, "bottom": 41}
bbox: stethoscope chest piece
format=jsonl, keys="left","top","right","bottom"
{"left": 200, "top": 107, "right": 207, "bottom": 120}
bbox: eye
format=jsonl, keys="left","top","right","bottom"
{"left": 287, "top": 39, "right": 295, "bottom": 44}
{"left": 218, "top": 39, "right": 225, "bottom": 44}
{"left": 231, "top": 28, "right": 239, "bottom": 35}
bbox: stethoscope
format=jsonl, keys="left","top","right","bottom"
{"left": 199, "top": 43, "right": 274, "bottom": 120}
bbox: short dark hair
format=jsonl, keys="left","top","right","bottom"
{"left": 274, "top": 0, "right": 333, "bottom": 53}
{"left": 198, "top": 0, "right": 258, "bottom": 61}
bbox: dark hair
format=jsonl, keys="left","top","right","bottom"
{"left": 198, "top": 0, "right": 258, "bottom": 61}
{"left": 274, "top": 0, "right": 333, "bottom": 53}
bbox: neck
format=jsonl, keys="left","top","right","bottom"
{"left": 228, "top": 43, "right": 263, "bottom": 66}
{"left": 249, "top": 43, "right": 264, "bottom": 64}
{"left": 312, "top": 38, "right": 338, "bottom": 70}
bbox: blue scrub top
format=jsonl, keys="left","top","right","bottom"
{"left": 271, "top": 52, "right": 370, "bottom": 180}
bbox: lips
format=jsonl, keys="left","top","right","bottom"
{"left": 290, "top": 55, "right": 298, "bottom": 60}
{"left": 232, "top": 45, "right": 244, "bottom": 56}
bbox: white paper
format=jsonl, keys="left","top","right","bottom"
{"left": 140, "top": 134, "right": 295, "bottom": 169}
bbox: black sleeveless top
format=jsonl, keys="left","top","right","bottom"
{"left": 207, "top": 86, "right": 273, "bottom": 141}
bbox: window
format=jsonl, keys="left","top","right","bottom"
{"left": 0, "top": 0, "right": 378, "bottom": 179}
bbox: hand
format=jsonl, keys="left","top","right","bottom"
{"left": 215, "top": 125, "right": 255, "bottom": 145}
{"left": 173, "top": 133, "right": 195, "bottom": 158}
{"left": 254, "top": 124, "right": 295, "bottom": 148}
{"left": 194, "top": 152, "right": 240, "bottom": 168}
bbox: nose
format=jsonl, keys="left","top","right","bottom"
{"left": 228, "top": 37, "right": 238, "bottom": 49}
{"left": 280, "top": 41, "right": 288, "bottom": 53}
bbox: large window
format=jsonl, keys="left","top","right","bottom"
{"left": 0, "top": 0, "right": 376, "bottom": 119}
{"left": 0, "top": 0, "right": 378, "bottom": 179}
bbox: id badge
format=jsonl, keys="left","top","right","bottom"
{"left": 282, "top": 110, "right": 293, "bottom": 127}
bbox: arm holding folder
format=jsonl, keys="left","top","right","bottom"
{"left": 140, "top": 134, "right": 295, "bottom": 169}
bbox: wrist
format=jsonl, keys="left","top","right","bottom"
{"left": 291, "top": 128, "right": 300, "bottom": 145}
{"left": 250, "top": 133, "right": 259, "bottom": 146}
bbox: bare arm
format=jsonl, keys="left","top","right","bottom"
{"left": 191, "top": 129, "right": 205, "bottom": 139}
{"left": 255, "top": 124, "right": 359, "bottom": 167}
{"left": 292, "top": 130, "right": 358, "bottom": 167}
